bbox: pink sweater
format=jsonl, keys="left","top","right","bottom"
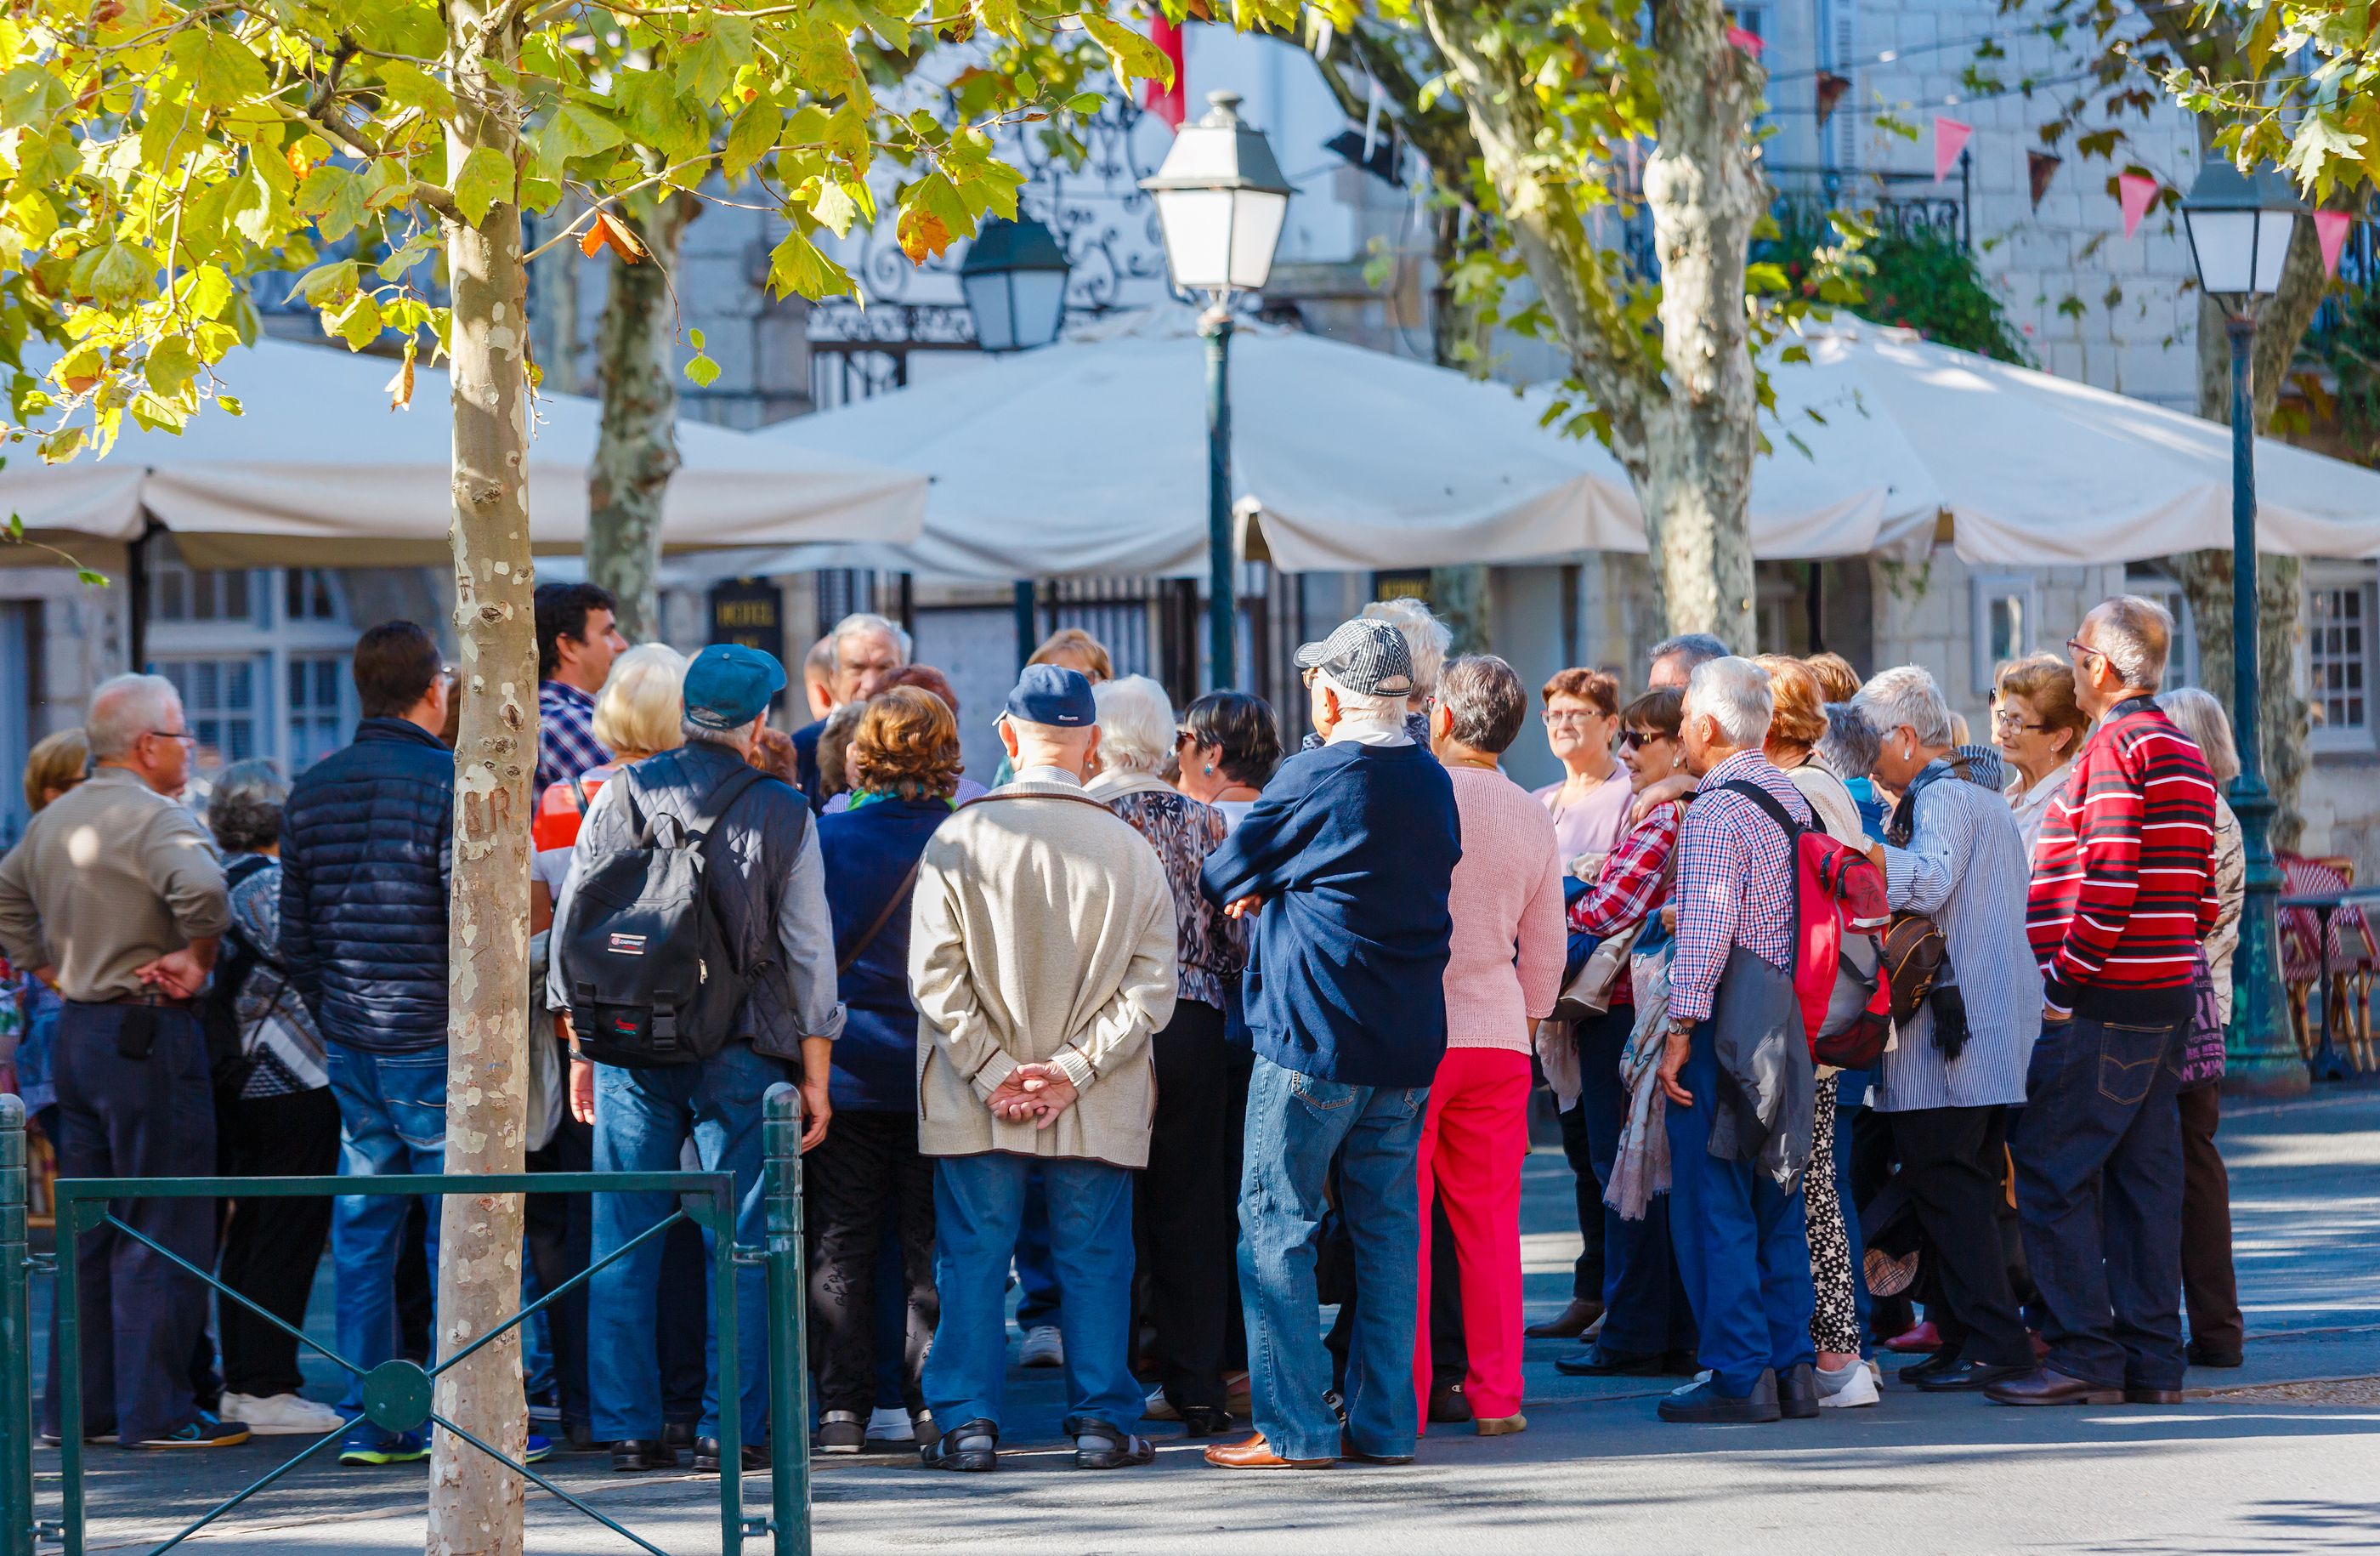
{"left": 1442, "top": 765, "right": 1567, "bottom": 1051}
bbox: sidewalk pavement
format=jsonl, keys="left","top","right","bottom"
{"left": 29, "top": 1085, "right": 2380, "bottom": 1553}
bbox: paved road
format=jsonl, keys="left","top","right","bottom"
{"left": 29, "top": 1087, "right": 2380, "bottom": 1553}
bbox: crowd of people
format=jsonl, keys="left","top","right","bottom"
{"left": 0, "top": 579, "right": 2245, "bottom": 1472}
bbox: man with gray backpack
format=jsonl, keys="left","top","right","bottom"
{"left": 550, "top": 643, "right": 843, "bottom": 1475}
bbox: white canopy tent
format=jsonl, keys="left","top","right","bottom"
{"left": 0, "top": 337, "right": 927, "bottom": 568}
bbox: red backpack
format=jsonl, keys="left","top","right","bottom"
{"left": 1715, "top": 781, "right": 1894, "bottom": 1065}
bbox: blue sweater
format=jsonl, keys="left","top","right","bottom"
{"left": 1200, "top": 741, "right": 1461, "bottom": 1087}
{"left": 817, "top": 794, "right": 950, "bottom": 1111}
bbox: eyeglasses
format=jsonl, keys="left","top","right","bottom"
{"left": 1991, "top": 708, "right": 2047, "bottom": 734}
{"left": 142, "top": 730, "right": 199, "bottom": 747}
{"left": 2066, "top": 636, "right": 2105, "bottom": 667}
{"left": 1544, "top": 709, "right": 1604, "bottom": 726}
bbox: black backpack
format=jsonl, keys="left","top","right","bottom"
{"left": 560, "top": 760, "right": 767, "bottom": 1069}
{"left": 201, "top": 853, "right": 282, "bottom": 1100}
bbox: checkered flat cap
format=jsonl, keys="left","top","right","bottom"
{"left": 1294, "top": 618, "right": 1415, "bottom": 697}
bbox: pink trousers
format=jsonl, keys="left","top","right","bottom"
{"left": 1413, "top": 1045, "right": 1533, "bottom": 1427}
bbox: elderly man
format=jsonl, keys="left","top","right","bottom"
{"left": 790, "top": 612, "right": 909, "bottom": 807}
{"left": 1200, "top": 619, "right": 1462, "bottom": 1470}
{"left": 0, "top": 674, "right": 245, "bottom": 1450}
{"left": 1852, "top": 666, "right": 2041, "bottom": 1394}
{"left": 909, "top": 664, "right": 1177, "bottom": 1474}
{"left": 552, "top": 644, "right": 842, "bottom": 1474}
{"left": 1654, "top": 656, "right": 1817, "bottom": 1425}
{"left": 1991, "top": 599, "right": 2218, "bottom": 1409}
{"left": 1649, "top": 632, "right": 1730, "bottom": 692}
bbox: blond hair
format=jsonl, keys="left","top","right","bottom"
{"left": 592, "top": 643, "right": 688, "bottom": 759}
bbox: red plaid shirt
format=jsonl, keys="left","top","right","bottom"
{"left": 1567, "top": 800, "right": 1681, "bottom": 1009}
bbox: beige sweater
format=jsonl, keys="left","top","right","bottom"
{"left": 909, "top": 776, "right": 1179, "bottom": 1167}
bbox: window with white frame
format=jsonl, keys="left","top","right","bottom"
{"left": 2307, "top": 569, "right": 2376, "bottom": 751}
{"left": 286, "top": 652, "right": 353, "bottom": 771}
{"left": 156, "top": 656, "right": 264, "bottom": 769}
{"left": 142, "top": 540, "right": 361, "bottom": 775}
{"left": 1970, "top": 571, "right": 2035, "bottom": 696}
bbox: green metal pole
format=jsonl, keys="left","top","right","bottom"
{"left": 709, "top": 1178, "right": 742, "bottom": 1556}
{"left": 1013, "top": 581, "right": 1037, "bottom": 670}
{"left": 762, "top": 1085, "right": 809, "bottom": 1556}
{"left": 2219, "top": 311, "right": 2309, "bottom": 1097}
{"left": 0, "top": 1098, "right": 29, "bottom": 1556}
{"left": 54, "top": 1193, "right": 82, "bottom": 1556}
{"left": 1201, "top": 304, "right": 1237, "bottom": 691}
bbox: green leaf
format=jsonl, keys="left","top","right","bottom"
{"left": 811, "top": 178, "right": 858, "bottom": 238}
{"left": 325, "top": 291, "right": 384, "bottom": 350}
{"left": 684, "top": 352, "right": 722, "bottom": 389}
{"left": 145, "top": 338, "right": 201, "bottom": 398}
{"left": 218, "top": 395, "right": 245, "bottom": 417}
{"left": 766, "top": 225, "right": 853, "bottom": 300}
{"left": 0, "top": 65, "right": 71, "bottom": 132}
{"left": 1065, "top": 92, "right": 1107, "bottom": 116}
{"left": 538, "top": 102, "right": 625, "bottom": 173}
{"left": 722, "top": 99, "right": 779, "bottom": 182}
{"left": 688, "top": 327, "right": 707, "bottom": 351}
{"left": 1084, "top": 14, "right": 1176, "bottom": 87}
{"left": 181, "top": 266, "right": 236, "bottom": 321}
{"left": 298, "top": 164, "right": 367, "bottom": 241}
{"left": 292, "top": 258, "right": 360, "bottom": 307}
{"left": 167, "top": 30, "right": 269, "bottom": 110}
{"left": 229, "top": 160, "right": 280, "bottom": 245}
{"left": 676, "top": 14, "right": 755, "bottom": 105}
{"left": 76, "top": 571, "right": 110, "bottom": 588}
{"left": 452, "top": 145, "right": 516, "bottom": 226}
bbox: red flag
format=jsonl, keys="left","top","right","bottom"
{"left": 1145, "top": 17, "right": 1187, "bottom": 131}
{"left": 2117, "top": 173, "right": 2158, "bottom": 239}
{"left": 1815, "top": 72, "right": 1850, "bottom": 128}
{"left": 2027, "top": 150, "right": 2061, "bottom": 210}
{"left": 2316, "top": 209, "right": 2354, "bottom": 278}
{"left": 1726, "top": 24, "right": 1764, "bottom": 56}
{"left": 1932, "top": 116, "right": 1971, "bottom": 183}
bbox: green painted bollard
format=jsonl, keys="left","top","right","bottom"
{"left": 0, "top": 1097, "right": 29, "bottom": 1556}
{"left": 762, "top": 1084, "right": 811, "bottom": 1556}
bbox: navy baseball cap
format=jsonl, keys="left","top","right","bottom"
{"left": 1003, "top": 663, "right": 1096, "bottom": 728}
{"left": 683, "top": 644, "right": 786, "bottom": 730}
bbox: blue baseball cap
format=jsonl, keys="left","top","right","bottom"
{"left": 1003, "top": 663, "right": 1096, "bottom": 728}
{"left": 683, "top": 644, "right": 786, "bottom": 730}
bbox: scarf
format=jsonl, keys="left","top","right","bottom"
{"left": 1606, "top": 923, "right": 1674, "bottom": 1220}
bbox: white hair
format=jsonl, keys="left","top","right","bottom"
{"left": 2158, "top": 686, "right": 2241, "bottom": 788}
{"left": 1852, "top": 665, "right": 1956, "bottom": 748}
{"left": 830, "top": 611, "right": 912, "bottom": 666}
{"left": 1092, "top": 674, "right": 1176, "bottom": 776}
{"left": 1360, "top": 598, "right": 1452, "bottom": 697}
{"left": 1318, "top": 671, "right": 1408, "bottom": 723}
{"left": 1682, "top": 656, "right": 1774, "bottom": 749}
{"left": 2088, "top": 596, "right": 2173, "bottom": 690}
{"left": 87, "top": 673, "right": 181, "bottom": 761}
{"left": 680, "top": 714, "right": 760, "bottom": 749}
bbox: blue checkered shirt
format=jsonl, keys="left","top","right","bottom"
{"left": 536, "top": 680, "right": 611, "bottom": 794}
{"left": 1669, "top": 748, "right": 1810, "bottom": 1024}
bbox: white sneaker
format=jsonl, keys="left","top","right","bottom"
{"left": 1018, "top": 1326, "right": 1065, "bottom": 1368}
{"left": 220, "top": 1392, "right": 347, "bottom": 1435}
{"left": 1142, "top": 1385, "right": 1180, "bottom": 1422}
{"left": 1669, "top": 1370, "right": 1714, "bottom": 1396}
{"left": 1816, "top": 1361, "right": 1882, "bottom": 1410}
{"left": 865, "top": 1406, "right": 915, "bottom": 1444}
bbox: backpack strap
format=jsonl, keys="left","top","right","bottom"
{"left": 620, "top": 758, "right": 769, "bottom": 847}
{"left": 1716, "top": 779, "right": 1804, "bottom": 845}
{"left": 837, "top": 856, "right": 925, "bottom": 975}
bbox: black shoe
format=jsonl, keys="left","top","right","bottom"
{"left": 1913, "top": 1360, "right": 2034, "bottom": 1393}
{"left": 1425, "top": 1384, "right": 1473, "bottom": 1424}
{"left": 2123, "top": 1386, "right": 2186, "bottom": 1406}
{"left": 919, "top": 1418, "right": 998, "bottom": 1473}
{"left": 1896, "top": 1351, "right": 1959, "bottom": 1385}
{"left": 813, "top": 1412, "right": 866, "bottom": 1455}
{"left": 1778, "top": 1363, "right": 1821, "bottom": 1419}
{"left": 1555, "top": 1344, "right": 1669, "bottom": 1377}
{"left": 2187, "top": 1342, "right": 2244, "bottom": 1369}
{"left": 1177, "top": 1406, "right": 1234, "bottom": 1439}
{"left": 1066, "top": 1416, "right": 1155, "bottom": 1469}
{"left": 563, "top": 1420, "right": 602, "bottom": 1454}
{"left": 692, "top": 1438, "right": 770, "bottom": 1474}
{"left": 1982, "top": 1367, "right": 2123, "bottom": 1407}
{"left": 661, "top": 1420, "right": 697, "bottom": 1451}
{"left": 1658, "top": 1370, "right": 1782, "bottom": 1424}
{"left": 1524, "top": 1298, "right": 1605, "bottom": 1340}
{"left": 611, "top": 1440, "right": 678, "bottom": 1473}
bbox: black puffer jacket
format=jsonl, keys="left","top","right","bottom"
{"left": 280, "top": 718, "right": 454, "bottom": 1053}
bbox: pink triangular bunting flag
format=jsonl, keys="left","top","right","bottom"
{"left": 2117, "top": 173, "right": 2159, "bottom": 239}
{"left": 1726, "top": 24, "right": 1765, "bottom": 56}
{"left": 1932, "top": 116, "right": 1971, "bottom": 183}
{"left": 2316, "top": 209, "right": 2354, "bottom": 277}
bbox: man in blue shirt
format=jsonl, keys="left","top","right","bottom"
{"left": 1199, "top": 618, "right": 1461, "bottom": 1469}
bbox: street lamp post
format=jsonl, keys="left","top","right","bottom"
{"left": 2180, "top": 154, "right": 2310, "bottom": 1097}
{"left": 959, "top": 215, "right": 1073, "bottom": 667}
{"left": 1143, "top": 91, "right": 1291, "bottom": 690}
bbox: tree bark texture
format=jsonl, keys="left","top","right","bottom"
{"left": 1423, "top": 0, "right": 1765, "bottom": 650}
{"left": 586, "top": 190, "right": 698, "bottom": 644}
{"left": 432, "top": 3, "right": 536, "bottom": 1550}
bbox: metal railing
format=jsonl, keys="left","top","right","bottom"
{"left": 2, "top": 1084, "right": 812, "bottom": 1556}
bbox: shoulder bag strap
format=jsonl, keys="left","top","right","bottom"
{"left": 968, "top": 788, "right": 1121, "bottom": 818}
{"left": 1716, "top": 778, "right": 1802, "bottom": 844}
{"left": 838, "top": 856, "right": 926, "bottom": 975}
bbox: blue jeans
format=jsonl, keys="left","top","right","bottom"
{"left": 329, "top": 1048, "right": 448, "bottom": 1417}
{"left": 588, "top": 1043, "right": 783, "bottom": 1443}
{"left": 923, "top": 1153, "right": 1139, "bottom": 1434}
{"left": 2011, "top": 1015, "right": 2186, "bottom": 1390}
{"left": 1012, "top": 1166, "right": 1062, "bottom": 1332}
{"left": 1238, "top": 1055, "right": 1429, "bottom": 1462}
{"left": 1663, "top": 1021, "right": 1816, "bottom": 1397}
{"left": 1577, "top": 1012, "right": 1696, "bottom": 1358}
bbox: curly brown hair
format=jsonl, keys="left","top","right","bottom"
{"left": 847, "top": 685, "right": 964, "bottom": 802}
{"left": 1541, "top": 666, "right": 1621, "bottom": 718}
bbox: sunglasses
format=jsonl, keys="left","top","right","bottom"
{"left": 1618, "top": 730, "right": 1665, "bottom": 750}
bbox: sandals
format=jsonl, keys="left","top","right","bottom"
{"left": 918, "top": 1418, "right": 998, "bottom": 1473}
{"left": 1065, "top": 1415, "right": 1156, "bottom": 1469}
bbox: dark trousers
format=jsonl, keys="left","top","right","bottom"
{"left": 1136, "top": 1000, "right": 1238, "bottom": 1414}
{"left": 217, "top": 1087, "right": 340, "bottom": 1399}
{"left": 2178, "top": 1083, "right": 2243, "bottom": 1356}
{"left": 805, "top": 1109, "right": 936, "bottom": 1418}
{"left": 660, "top": 1220, "right": 709, "bottom": 1424}
{"left": 1574, "top": 1008, "right": 1693, "bottom": 1356}
{"left": 2012, "top": 1015, "right": 2187, "bottom": 1390}
{"left": 1850, "top": 1105, "right": 1914, "bottom": 1341}
{"left": 42, "top": 1002, "right": 218, "bottom": 1444}
{"left": 524, "top": 1114, "right": 593, "bottom": 1428}
{"left": 1884, "top": 1105, "right": 2032, "bottom": 1368}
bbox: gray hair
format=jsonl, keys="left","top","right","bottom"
{"left": 1318, "top": 672, "right": 1408, "bottom": 722}
{"left": 1651, "top": 633, "right": 1730, "bottom": 673}
{"left": 1683, "top": 656, "right": 1773, "bottom": 748}
{"left": 1360, "top": 598, "right": 1453, "bottom": 697}
{"left": 1093, "top": 674, "right": 1176, "bottom": 776}
{"left": 207, "top": 758, "right": 287, "bottom": 854}
{"left": 830, "top": 610, "right": 912, "bottom": 666}
{"left": 680, "top": 715, "right": 761, "bottom": 750}
{"left": 1818, "top": 701, "right": 1883, "bottom": 782}
{"left": 1440, "top": 655, "right": 1527, "bottom": 755}
{"left": 2086, "top": 595, "right": 2173, "bottom": 690}
{"left": 2158, "top": 686, "right": 2241, "bottom": 788}
{"left": 87, "top": 673, "right": 181, "bottom": 761}
{"left": 1852, "top": 665, "right": 1957, "bottom": 748}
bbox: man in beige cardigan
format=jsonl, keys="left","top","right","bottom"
{"left": 910, "top": 664, "right": 1178, "bottom": 1474}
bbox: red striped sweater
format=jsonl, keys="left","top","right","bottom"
{"left": 2026, "top": 696, "right": 2220, "bottom": 1022}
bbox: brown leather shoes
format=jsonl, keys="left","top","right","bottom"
{"left": 2123, "top": 1387, "right": 2186, "bottom": 1405}
{"left": 1204, "top": 1433, "right": 1334, "bottom": 1469}
{"left": 1523, "top": 1299, "right": 1603, "bottom": 1340}
{"left": 1982, "top": 1367, "right": 2123, "bottom": 1407}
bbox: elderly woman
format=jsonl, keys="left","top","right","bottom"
{"left": 205, "top": 758, "right": 346, "bottom": 1437}
{"left": 9, "top": 728, "right": 89, "bottom": 1133}
{"left": 1534, "top": 667, "right": 1632, "bottom": 874}
{"left": 1361, "top": 598, "right": 1452, "bottom": 744}
{"left": 2157, "top": 686, "right": 2247, "bottom": 1370}
{"left": 1852, "top": 666, "right": 2043, "bottom": 1394}
{"left": 824, "top": 665, "right": 987, "bottom": 813}
{"left": 1409, "top": 656, "right": 1564, "bottom": 1437}
{"left": 808, "top": 685, "right": 968, "bottom": 1453}
{"left": 1175, "top": 690, "right": 1281, "bottom": 834}
{"left": 1993, "top": 654, "right": 2090, "bottom": 854}
{"left": 1089, "top": 674, "right": 1245, "bottom": 1435}
{"left": 532, "top": 642, "right": 688, "bottom": 851}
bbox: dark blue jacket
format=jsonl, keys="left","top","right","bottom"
{"left": 280, "top": 718, "right": 454, "bottom": 1053}
{"left": 817, "top": 795, "right": 950, "bottom": 1111}
{"left": 790, "top": 719, "right": 826, "bottom": 813}
{"left": 1200, "top": 741, "right": 1461, "bottom": 1087}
